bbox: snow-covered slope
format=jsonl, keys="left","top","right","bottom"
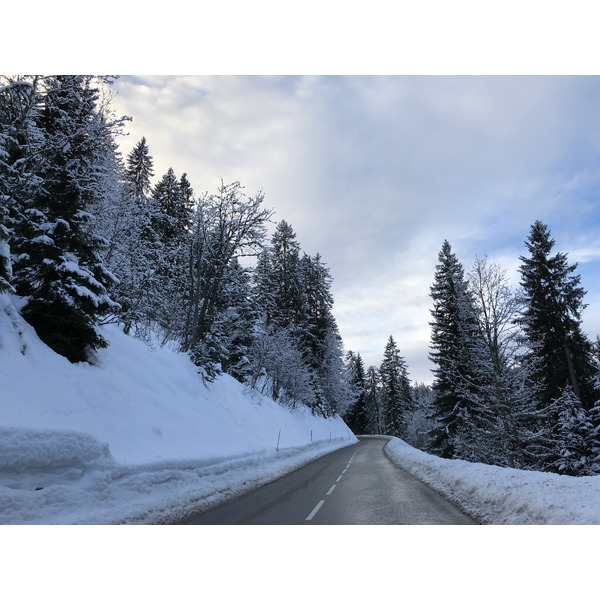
{"left": 0, "top": 293, "right": 356, "bottom": 524}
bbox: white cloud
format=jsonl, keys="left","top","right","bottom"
{"left": 110, "top": 75, "right": 600, "bottom": 384}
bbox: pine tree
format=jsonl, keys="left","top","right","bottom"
{"left": 404, "top": 383, "right": 437, "bottom": 450}
{"left": 10, "top": 76, "right": 120, "bottom": 362}
{"left": 97, "top": 137, "right": 159, "bottom": 338}
{"left": 270, "top": 220, "right": 304, "bottom": 328}
{"left": 428, "top": 240, "right": 496, "bottom": 460}
{"left": 151, "top": 167, "right": 192, "bottom": 239}
{"left": 344, "top": 352, "right": 369, "bottom": 434}
{"left": 517, "top": 221, "right": 596, "bottom": 409}
{"left": 548, "top": 386, "right": 596, "bottom": 476}
{"left": 253, "top": 248, "right": 278, "bottom": 326}
{"left": 589, "top": 394, "right": 600, "bottom": 473}
{"left": 364, "top": 366, "right": 383, "bottom": 434}
{"left": 0, "top": 76, "right": 45, "bottom": 293}
{"left": 125, "top": 137, "right": 154, "bottom": 205}
{"left": 380, "top": 335, "right": 413, "bottom": 438}
{"left": 207, "top": 258, "right": 259, "bottom": 381}
{"left": 299, "top": 253, "right": 335, "bottom": 364}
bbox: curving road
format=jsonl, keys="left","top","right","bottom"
{"left": 179, "top": 436, "right": 476, "bottom": 525}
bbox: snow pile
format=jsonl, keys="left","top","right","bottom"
{"left": 0, "top": 293, "right": 356, "bottom": 524}
{"left": 383, "top": 436, "right": 600, "bottom": 525}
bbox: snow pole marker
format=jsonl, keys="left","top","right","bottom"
{"left": 276, "top": 429, "right": 281, "bottom": 452}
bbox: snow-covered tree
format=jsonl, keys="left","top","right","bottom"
{"left": 404, "top": 383, "right": 437, "bottom": 450}
{"left": 548, "top": 386, "right": 596, "bottom": 476}
{"left": 125, "top": 136, "right": 154, "bottom": 205}
{"left": 247, "top": 324, "right": 314, "bottom": 408}
{"left": 270, "top": 220, "right": 303, "bottom": 328}
{"left": 344, "top": 351, "right": 369, "bottom": 434}
{"left": 183, "top": 181, "right": 272, "bottom": 378}
{"left": 94, "top": 137, "right": 161, "bottom": 338}
{"left": 252, "top": 248, "right": 278, "bottom": 326}
{"left": 517, "top": 221, "right": 597, "bottom": 409}
{"left": 428, "top": 240, "right": 496, "bottom": 460}
{"left": 10, "top": 76, "right": 121, "bottom": 362}
{"left": 380, "top": 335, "right": 413, "bottom": 438}
{"left": 0, "top": 76, "right": 44, "bottom": 293}
{"left": 364, "top": 366, "right": 384, "bottom": 434}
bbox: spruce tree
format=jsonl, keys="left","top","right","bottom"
{"left": 253, "top": 248, "right": 277, "bottom": 326}
{"left": 0, "top": 76, "right": 43, "bottom": 293}
{"left": 428, "top": 240, "right": 496, "bottom": 460}
{"left": 125, "top": 136, "right": 154, "bottom": 205}
{"left": 98, "top": 137, "right": 158, "bottom": 337}
{"left": 380, "top": 335, "right": 413, "bottom": 438}
{"left": 270, "top": 220, "right": 304, "bottom": 328}
{"left": 549, "top": 386, "right": 596, "bottom": 476}
{"left": 517, "top": 221, "right": 596, "bottom": 410}
{"left": 364, "top": 366, "right": 383, "bottom": 434}
{"left": 10, "top": 76, "right": 120, "bottom": 362}
{"left": 344, "top": 351, "right": 369, "bottom": 434}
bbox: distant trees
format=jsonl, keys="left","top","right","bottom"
{"left": 380, "top": 336, "right": 413, "bottom": 438}
{"left": 342, "top": 222, "right": 600, "bottom": 477}
{"left": 246, "top": 220, "right": 348, "bottom": 416}
{"left": 344, "top": 352, "right": 368, "bottom": 434}
{"left": 343, "top": 336, "right": 415, "bottom": 440}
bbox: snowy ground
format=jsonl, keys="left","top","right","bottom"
{"left": 2, "top": 290, "right": 599, "bottom": 526}
{"left": 0, "top": 293, "right": 356, "bottom": 524}
{"left": 383, "top": 436, "right": 600, "bottom": 525}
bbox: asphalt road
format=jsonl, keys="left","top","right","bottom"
{"left": 179, "top": 437, "right": 476, "bottom": 525}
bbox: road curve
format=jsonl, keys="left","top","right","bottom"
{"left": 179, "top": 437, "right": 476, "bottom": 525}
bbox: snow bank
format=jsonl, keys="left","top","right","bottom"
{"left": 0, "top": 293, "right": 356, "bottom": 524}
{"left": 0, "top": 427, "right": 112, "bottom": 469}
{"left": 382, "top": 435, "right": 600, "bottom": 525}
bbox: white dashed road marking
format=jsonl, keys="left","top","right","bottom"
{"left": 306, "top": 500, "right": 325, "bottom": 521}
{"left": 305, "top": 447, "right": 361, "bottom": 521}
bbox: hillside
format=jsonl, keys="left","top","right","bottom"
{"left": 0, "top": 293, "right": 356, "bottom": 524}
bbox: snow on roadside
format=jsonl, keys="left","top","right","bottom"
{"left": 382, "top": 435, "right": 600, "bottom": 525}
{"left": 0, "top": 427, "right": 354, "bottom": 524}
{"left": 0, "top": 293, "right": 356, "bottom": 524}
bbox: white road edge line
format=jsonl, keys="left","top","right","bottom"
{"left": 306, "top": 500, "right": 325, "bottom": 521}
{"left": 326, "top": 485, "right": 336, "bottom": 495}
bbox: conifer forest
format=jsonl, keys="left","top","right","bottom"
{"left": 2, "top": 75, "right": 600, "bottom": 477}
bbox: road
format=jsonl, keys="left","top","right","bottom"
{"left": 179, "top": 437, "right": 476, "bottom": 525}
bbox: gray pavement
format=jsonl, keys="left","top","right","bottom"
{"left": 179, "top": 436, "right": 476, "bottom": 525}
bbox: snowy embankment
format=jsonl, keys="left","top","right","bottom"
{"left": 0, "top": 294, "right": 356, "bottom": 524}
{"left": 382, "top": 436, "right": 600, "bottom": 525}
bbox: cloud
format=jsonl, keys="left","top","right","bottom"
{"left": 110, "top": 75, "right": 600, "bottom": 383}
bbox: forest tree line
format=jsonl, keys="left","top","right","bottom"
{"left": 344, "top": 227, "right": 600, "bottom": 476}
{"left": 0, "top": 75, "right": 349, "bottom": 418}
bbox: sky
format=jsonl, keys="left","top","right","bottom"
{"left": 109, "top": 75, "right": 600, "bottom": 383}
